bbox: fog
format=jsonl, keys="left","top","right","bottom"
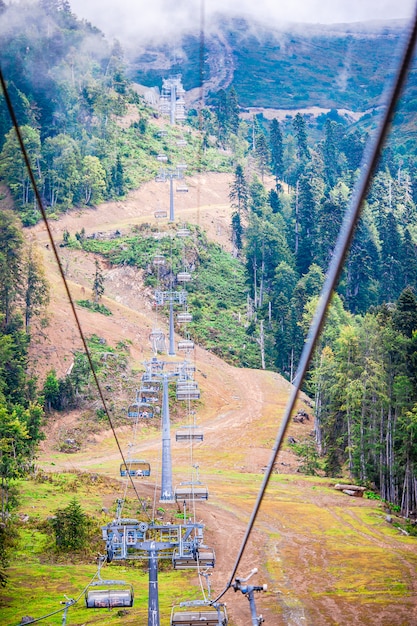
{"left": 69, "top": 0, "right": 415, "bottom": 44}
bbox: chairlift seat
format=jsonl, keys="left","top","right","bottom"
{"left": 157, "top": 154, "right": 168, "bottom": 162}
{"left": 176, "top": 428, "right": 204, "bottom": 441}
{"left": 175, "top": 485, "right": 208, "bottom": 501}
{"left": 120, "top": 460, "right": 151, "bottom": 477}
{"left": 172, "top": 546, "right": 215, "bottom": 569}
{"left": 127, "top": 403, "right": 140, "bottom": 418}
{"left": 176, "top": 139, "right": 187, "bottom": 146}
{"left": 170, "top": 605, "right": 227, "bottom": 626}
{"left": 154, "top": 210, "right": 168, "bottom": 218}
{"left": 176, "top": 185, "right": 189, "bottom": 192}
{"left": 177, "top": 312, "right": 193, "bottom": 323}
{"left": 178, "top": 340, "right": 195, "bottom": 351}
{"left": 176, "top": 391, "right": 201, "bottom": 400}
{"left": 177, "top": 162, "right": 187, "bottom": 170}
{"left": 177, "top": 272, "right": 192, "bottom": 282}
{"left": 176, "top": 228, "right": 190, "bottom": 237}
{"left": 85, "top": 587, "right": 134, "bottom": 609}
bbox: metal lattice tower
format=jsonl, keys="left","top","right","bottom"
{"left": 155, "top": 167, "right": 186, "bottom": 221}
{"left": 159, "top": 74, "right": 186, "bottom": 125}
{"left": 154, "top": 290, "right": 187, "bottom": 356}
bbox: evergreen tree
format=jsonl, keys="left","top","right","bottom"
{"left": 231, "top": 211, "right": 243, "bottom": 254}
{"left": 52, "top": 498, "right": 89, "bottom": 552}
{"left": 293, "top": 112, "right": 310, "bottom": 161}
{"left": 255, "top": 131, "right": 270, "bottom": 182}
{"left": 269, "top": 188, "right": 282, "bottom": 214}
{"left": 393, "top": 287, "right": 417, "bottom": 338}
{"left": 0, "top": 211, "right": 24, "bottom": 328}
{"left": 24, "top": 246, "right": 49, "bottom": 332}
{"left": 379, "top": 212, "right": 403, "bottom": 303}
{"left": 92, "top": 259, "right": 105, "bottom": 304}
{"left": 229, "top": 165, "right": 249, "bottom": 215}
{"left": 270, "top": 118, "right": 284, "bottom": 183}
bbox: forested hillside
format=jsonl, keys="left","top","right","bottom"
{"left": 1, "top": 0, "right": 417, "bottom": 608}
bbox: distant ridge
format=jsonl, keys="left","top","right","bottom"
{"left": 128, "top": 16, "right": 413, "bottom": 112}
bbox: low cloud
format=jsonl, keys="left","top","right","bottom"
{"left": 69, "top": 0, "right": 415, "bottom": 45}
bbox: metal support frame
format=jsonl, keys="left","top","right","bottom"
{"left": 161, "top": 374, "right": 174, "bottom": 502}
{"left": 232, "top": 569, "right": 267, "bottom": 626}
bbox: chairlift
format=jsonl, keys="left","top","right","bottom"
{"left": 172, "top": 545, "right": 215, "bottom": 569}
{"left": 176, "top": 426, "right": 204, "bottom": 442}
{"left": 153, "top": 254, "right": 166, "bottom": 265}
{"left": 176, "top": 381, "right": 199, "bottom": 390}
{"left": 174, "top": 483, "right": 209, "bottom": 501}
{"left": 154, "top": 210, "right": 168, "bottom": 219}
{"left": 177, "top": 162, "right": 187, "bottom": 171}
{"left": 120, "top": 460, "right": 151, "bottom": 477}
{"left": 177, "top": 312, "right": 193, "bottom": 323}
{"left": 176, "top": 389, "right": 201, "bottom": 401}
{"left": 127, "top": 402, "right": 141, "bottom": 418}
{"left": 178, "top": 340, "right": 195, "bottom": 352}
{"left": 176, "top": 139, "right": 187, "bottom": 147}
{"left": 158, "top": 130, "right": 168, "bottom": 137}
{"left": 127, "top": 402, "right": 155, "bottom": 418}
{"left": 170, "top": 601, "right": 227, "bottom": 626}
{"left": 176, "top": 184, "right": 189, "bottom": 193}
{"left": 177, "top": 272, "right": 192, "bottom": 282}
{"left": 157, "top": 154, "right": 168, "bottom": 162}
{"left": 85, "top": 581, "right": 134, "bottom": 609}
{"left": 177, "top": 227, "right": 190, "bottom": 237}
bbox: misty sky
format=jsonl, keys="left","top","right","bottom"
{"left": 69, "top": 0, "right": 416, "bottom": 43}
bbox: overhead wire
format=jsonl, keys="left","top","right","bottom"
{"left": 0, "top": 67, "right": 151, "bottom": 522}
{"left": 213, "top": 1, "right": 417, "bottom": 603}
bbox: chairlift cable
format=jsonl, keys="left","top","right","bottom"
{"left": 213, "top": 2, "right": 417, "bottom": 603}
{"left": 0, "top": 67, "right": 151, "bottom": 521}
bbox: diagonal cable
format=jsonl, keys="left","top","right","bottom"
{"left": 214, "top": 2, "right": 417, "bottom": 602}
{"left": 0, "top": 67, "right": 151, "bottom": 520}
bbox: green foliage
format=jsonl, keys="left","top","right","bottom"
{"left": 76, "top": 299, "right": 112, "bottom": 316}
{"left": 51, "top": 498, "right": 89, "bottom": 553}
{"left": 290, "top": 438, "right": 321, "bottom": 475}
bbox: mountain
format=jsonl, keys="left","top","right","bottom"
{"left": 128, "top": 15, "right": 415, "bottom": 112}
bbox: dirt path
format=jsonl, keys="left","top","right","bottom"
{"left": 29, "top": 173, "right": 417, "bottom": 626}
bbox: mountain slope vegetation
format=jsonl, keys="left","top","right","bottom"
{"left": 1, "top": 2, "right": 417, "bottom": 624}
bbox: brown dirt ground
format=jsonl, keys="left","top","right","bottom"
{"left": 22, "top": 172, "right": 417, "bottom": 626}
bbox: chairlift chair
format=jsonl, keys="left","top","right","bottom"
{"left": 176, "top": 389, "right": 201, "bottom": 401}
{"left": 176, "top": 139, "right": 187, "bottom": 146}
{"left": 177, "top": 227, "right": 190, "bottom": 238}
{"left": 177, "top": 312, "right": 193, "bottom": 323}
{"left": 154, "top": 210, "right": 168, "bottom": 219}
{"left": 178, "top": 340, "right": 195, "bottom": 352}
{"left": 172, "top": 545, "right": 215, "bottom": 569}
{"left": 120, "top": 460, "right": 151, "bottom": 477}
{"left": 170, "top": 601, "right": 227, "bottom": 626}
{"left": 85, "top": 581, "right": 134, "bottom": 609}
{"left": 127, "top": 402, "right": 141, "bottom": 418}
{"left": 174, "top": 483, "right": 209, "bottom": 501}
{"left": 176, "top": 184, "right": 189, "bottom": 192}
{"left": 176, "top": 426, "right": 204, "bottom": 442}
{"left": 157, "top": 154, "right": 168, "bottom": 162}
{"left": 177, "top": 162, "right": 187, "bottom": 171}
{"left": 177, "top": 272, "right": 192, "bottom": 282}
